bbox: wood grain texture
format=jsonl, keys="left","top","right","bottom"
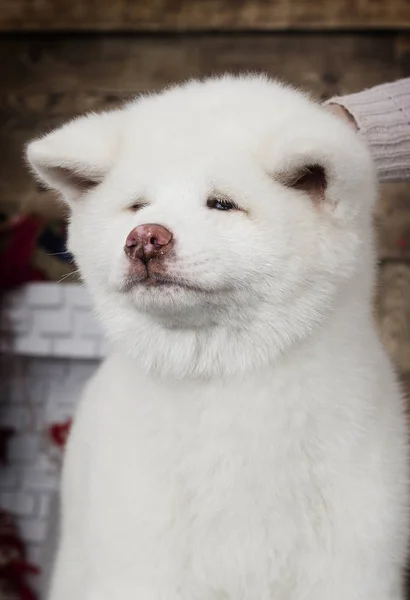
{"left": 1, "top": 0, "right": 410, "bottom": 31}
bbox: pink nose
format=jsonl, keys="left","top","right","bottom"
{"left": 124, "top": 224, "right": 173, "bottom": 263}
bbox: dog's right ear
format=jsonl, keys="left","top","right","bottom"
{"left": 26, "top": 110, "right": 122, "bottom": 206}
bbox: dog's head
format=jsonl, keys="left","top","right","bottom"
{"left": 26, "top": 76, "right": 376, "bottom": 378}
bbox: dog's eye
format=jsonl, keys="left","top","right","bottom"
{"left": 128, "top": 202, "right": 146, "bottom": 212}
{"left": 207, "top": 197, "right": 239, "bottom": 211}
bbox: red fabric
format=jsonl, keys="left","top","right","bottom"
{"left": 0, "top": 510, "right": 38, "bottom": 600}
{"left": 49, "top": 419, "right": 72, "bottom": 449}
{"left": 0, "top": 427, "right": 15, "bottom": 465}
{"left": 0, "top": 215, "right": 45, "bottom": 289}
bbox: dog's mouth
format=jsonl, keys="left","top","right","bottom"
{"left": 120, "top": 260, "right": 235, "bottom": 297}
{"left": 122, "top": 271, "right": 207, "bottom": 294}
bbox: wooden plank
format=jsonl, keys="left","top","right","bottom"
{"left": 1, "top": 0, "right": 410, "bottom": 32}
{"left": 0, "top": 33, "right": 401, "bottom": 218}
{"left": 0, "top": 33, "right": 399, "bottom": 98}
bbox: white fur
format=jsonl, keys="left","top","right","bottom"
{"left": 27, "top": 75, "right": 409, "bottom": 600}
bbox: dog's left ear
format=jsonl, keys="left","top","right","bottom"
{"left": 280, "top": 163, "right": 327, "bottom": 204}
{"left": 26, "top": 110, "right": 122, "bottom": 206}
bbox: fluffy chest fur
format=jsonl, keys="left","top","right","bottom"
{"left": 68, "top": 314, "right": 406, "bottom": 600}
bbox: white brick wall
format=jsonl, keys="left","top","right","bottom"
{"left": 1, "top": 491, "right": 35, "bottom": 516}
{"left": 4, "top": 283, "right": 108, "bottom": 359}
{"left": 1, "top": 283, "right": 107, "bottom": 593}
{"left": 0, "top": 356, "right": 100, "bottom": 590}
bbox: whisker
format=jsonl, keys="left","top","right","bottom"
{"left": 58, "top": 269, "right": 81, "bottom": 283}
{"left": 45, "top": 251, "right": 73, "bottom": 257}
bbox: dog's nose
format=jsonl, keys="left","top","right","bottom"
{"left": 124, "top": 224, "right": 173, "bottom": 262}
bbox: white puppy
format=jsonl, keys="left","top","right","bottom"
{"left": 27, "top": 75, "right": 409, "bottom": 600}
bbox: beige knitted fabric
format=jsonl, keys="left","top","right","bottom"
{"left": 328, "top": 78, "right": 410, "bottom": 182}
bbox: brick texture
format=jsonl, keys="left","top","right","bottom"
{"left": 4, "top": 283, "right": 108, "bottom": 359}
{"left": 1, "top": 283, "right": 103, "bottom": 580}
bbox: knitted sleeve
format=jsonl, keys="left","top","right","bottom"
{"left": 327, "top": 79, "right": 410, "bottom": 182}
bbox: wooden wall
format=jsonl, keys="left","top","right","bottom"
{"left": 2, "top": 32, "right": 409, "bottom": 218}
{"left": 1, "top": 2, "right": 410, "bottom": 402}
{"left": 1, "top": 0, "right": 410, "bottom": 31}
